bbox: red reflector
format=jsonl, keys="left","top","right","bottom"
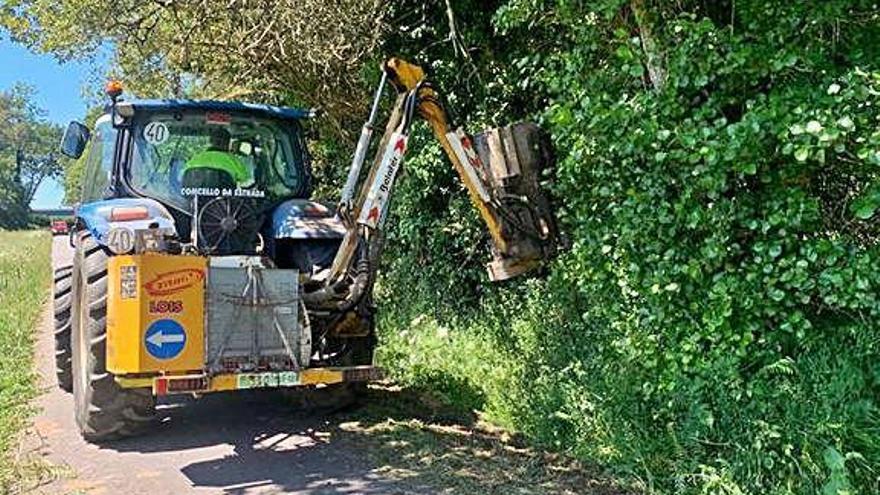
{"left": 167, "top": 377, "right": 208, "bottom": 393}
{"left": 155, "top": 378, "right": 168, "bottom": 396}
{"left": 206, "top": 112, "right": 232, "bottom": 125}
{"left": 110, "top": 206, "right": 149, "bottom": 222}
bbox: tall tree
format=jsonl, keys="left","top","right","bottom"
{"left": 1, "top": 0, "right": 504, "bottom": 202}
{"left": 0, "top": 84, "right": 63, "bottom": 227}
{"left": 1, "top": 0, "right": 390, "bottom": 142}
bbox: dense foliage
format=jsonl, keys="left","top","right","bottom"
{"left": 381, "top": 1, "right": 880, "bottom": 493}
{"left": 5, "top": 0, "right": 880, "bottom": 492}
{"left": 1, "top": 0, "right": 388, "bottom": 139}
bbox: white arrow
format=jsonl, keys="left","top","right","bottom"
{"left": 147, "top": 330, "right": 185, "bottom": 348}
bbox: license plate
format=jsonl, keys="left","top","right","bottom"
{"left": 277, "top": 372, "right": 300, "bottom": 386}
{"left": 237, "top": 372, "right": 300, "bottom": 389}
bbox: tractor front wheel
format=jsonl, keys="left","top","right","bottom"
{"left": 71, "top": 232, "right": 156, "bottom": 441}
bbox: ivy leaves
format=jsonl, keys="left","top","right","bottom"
{"left": 493, "top": 1, "right": 880, "bottom": 493}
{"left": 851, "top": 184, "right": 880, "bottom": 220}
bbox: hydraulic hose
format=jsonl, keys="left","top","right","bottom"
{"left": 301, "top": 236, "right": 372, "bottom": 312}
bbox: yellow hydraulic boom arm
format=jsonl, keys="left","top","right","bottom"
{"left": 385, "top": 59, "right": 508, "bottom": 252}
{"left": 329, "top": 58, "right": 556, "bottom": 283}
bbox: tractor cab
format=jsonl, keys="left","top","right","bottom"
{"left": 63, "top": 96, "right": 335, "bottom": 259}
{"left": 127, "top": 102, "right": 312, "bottom": 213}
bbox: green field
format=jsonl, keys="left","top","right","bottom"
{"left": 0, "top": 231, "right": 50, "bottom": 492}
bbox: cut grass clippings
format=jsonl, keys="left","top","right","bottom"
{"left": 0, "top": 231, "right": 50, "bottom": 494}
{"left": 337, "top": 384, "right": 634, "bottom": 495}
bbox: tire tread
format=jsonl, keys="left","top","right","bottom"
{"left": 53, "top": 265, "right": 74, "bottom": 392}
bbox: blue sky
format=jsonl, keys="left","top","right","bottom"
{"left": 0, "top": 36, "right": 105, "bottom": 208}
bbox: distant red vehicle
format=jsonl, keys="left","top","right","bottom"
{"left": 50, "top": 219, "right": 69, "bottom": 235}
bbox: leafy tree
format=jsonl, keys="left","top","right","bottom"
{"left": 0, "top": 84, "right": 63, "bottom": 227}
{"left": 482, "top": 1, "right": 880, "bottom": 492}
{"left": 3, "top": 0, "right": 505, "bottom": 200}
{"left": 1, "top": 0, "right": 390, "bottom": 141}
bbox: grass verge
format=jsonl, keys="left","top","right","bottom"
{"left": 0, "top": 231, "right": 51, "bottom": 494}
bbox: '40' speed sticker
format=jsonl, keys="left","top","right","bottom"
{"left": 143, "top": 121, "right": 169, "bottom": 145}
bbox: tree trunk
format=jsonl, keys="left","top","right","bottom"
{"left": 631, "top": 0, "right": 666, "bottom": 91}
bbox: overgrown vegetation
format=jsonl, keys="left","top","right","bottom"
{"left": 0, "top": 231, "right": 50, "bottom": 492}
{"left": 380, "top": 2, "right": 880, "bottom": 493}
{"left": 4, "top": 0, "right": 880, "bottom": 492}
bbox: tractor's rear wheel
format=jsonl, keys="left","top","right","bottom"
{"left": 71, "top": 232, "right": 156, "bottom": 441}
{"left": 53, "top": 265, "right": 73, "bottom": 392}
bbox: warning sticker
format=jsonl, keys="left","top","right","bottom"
{"left": 357, "top": 132, "right": 408, "bottom": 229}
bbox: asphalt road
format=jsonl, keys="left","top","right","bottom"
{"left": 21, "top": 236, "right": 626, "bottom": 495}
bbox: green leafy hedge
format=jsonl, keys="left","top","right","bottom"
{"left": 377, "top": 1, "right": 880, "bottom": 493}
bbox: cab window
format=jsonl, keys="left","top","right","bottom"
{"left": 128, "top": 111, "right": 308, "bottom": 212}
{"left": 80, "top": 117, "right": 117, "bottom": 201}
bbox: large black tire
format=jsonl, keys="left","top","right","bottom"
{"left": 53, "top": 265, "right": 74, "bottom": 392}
{"left": 71, "top": 232, "right": 156, "bottom": 441}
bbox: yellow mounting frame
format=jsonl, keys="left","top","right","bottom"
{"left": 115, "top": 366, "right": 383, "bottom": 396}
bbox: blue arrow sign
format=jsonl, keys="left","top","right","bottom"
{"left": 144, "top": 319, "right": 186, "bottom": 360}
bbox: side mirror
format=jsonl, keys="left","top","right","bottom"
{"left": 60, "top": 121, "right": 91, "bottom": 159}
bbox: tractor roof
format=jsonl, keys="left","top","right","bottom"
{"left": 122, "top": 99, "right": 314, "bottom": 121}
